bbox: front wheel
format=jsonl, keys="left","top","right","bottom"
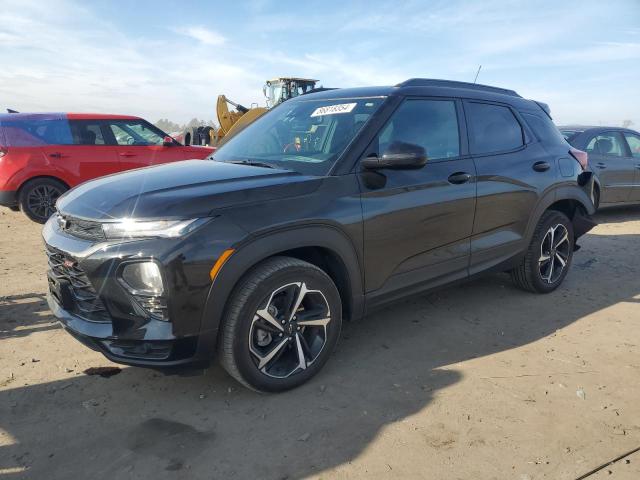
{"left": 511, "top": 210, "right": 575, "bottom": 293}
{"left": 19, "top": 178, "right": 67, "bottom": 223}
{"left": 219, "top": 257, "right": 342, "bottom": 392}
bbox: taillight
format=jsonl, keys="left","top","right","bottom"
{"left": 569, "top": 148, "right": 588, "bottom": 171}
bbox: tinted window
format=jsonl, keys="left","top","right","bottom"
{"left": 109, "top": 120, "right": 165, "bottom": 146}
{"left": 377, "top": 99, "right": 460, "bottom": 160}
{"left": 586, "top": 132, "right": 626, "bottom": 157}
{"left": 0, "top": 115, "right": 72, "bottom": 146}
{"left": 522, "top": 113, "right": 568, "bottom": 146}
{"left": 466, "top": 102, "right": 523, "bottom": 154}
{"left": 70, "top": 121, "right": 107, "bottom": 145}
{"left": 624, "top": 133, "right": 640, "bottom": 158}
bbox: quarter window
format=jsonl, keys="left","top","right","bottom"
{"left": 585, "top": 132, "right": 626, "bottom": 157}
{"left": 522, "top": 113, "right": 568, "bottom": 146}
{"left": 0, "top": 116, "right": 72, "bottom": 146}
{"left": 624, "top": 133, "right": 640, "bottom": 158}
{"left": 377, "top": 99, "right": 460, "bottom": 160}
{"left": 466, "top": 102, "right": 523, "bottom": 154}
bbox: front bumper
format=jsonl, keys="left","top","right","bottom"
{"left": 48, "top": 292, "right": 216, "bottom": 368}
{"left": 41, "top": 214, "right": 237, "bottom": 370}
{"left": 0, "top": 190, "right": 17, "bottom": 208}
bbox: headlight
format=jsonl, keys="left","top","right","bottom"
{"left": 102, "top": 218, "right": 206, "bottom": 239}
{"left": 121, "top": 262, "right": 164, "bottom": 294}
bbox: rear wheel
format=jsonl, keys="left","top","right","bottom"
{"left": 511, "top": 210, "right": 574, "bottom": 293}
{"left": 19, "top": 178, "right": 67, "bottom": 223}
{"left": 219, "top": 256, "right": 342, "bottom": 392}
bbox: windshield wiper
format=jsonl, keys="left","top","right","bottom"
{"left": 227, "top": 159, "right": 277, "bottom": 169}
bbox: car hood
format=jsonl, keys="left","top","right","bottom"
{"left": 57, "top": 160, "right": 321, "bottom": 220}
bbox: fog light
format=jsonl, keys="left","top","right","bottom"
{"left": 121, "top": 262, "right": 164, "bottom": 295}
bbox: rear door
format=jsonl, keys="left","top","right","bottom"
{"left": 59, "top": 120, "right": 120, "bottom": 184}
{"left": 587, "top": 131, "right": 634, "bottom": 203}
{"left": 622, "top": 132, "right": 640, "bottom": 201}
{"left": 359, "top": 98, "right": 476, "bottom": 303}
{"left": 464, "top": 100, "right": 553, "bottom": 274}
{"left": 107, "top": 119, "right": 186, "bottom": 169}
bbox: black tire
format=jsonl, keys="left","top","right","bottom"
{"left": 219, "top": 256, "right": 342, "bottom": 393}
{"left": 510, "top": 210, "right": 574, "bottom": 294}
{"left": 19, "top": 178, "right": 67, "bottom": 223}
{"left": 592, "top": 184, "right": 600, "bottom": 211}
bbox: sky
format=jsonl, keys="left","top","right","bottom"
{"left": 0, "top": 0, "right": 639, "bottom": 128}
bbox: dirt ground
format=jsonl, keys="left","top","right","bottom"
{"left": 0, "top": 206, "right": 639, "bottom": 480}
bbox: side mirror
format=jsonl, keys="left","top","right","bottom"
{"left": 361, "top": 141, "right": 427, "bottom": 170}
{"left": 163, "top": 136, "right": 174, "bottom": 147}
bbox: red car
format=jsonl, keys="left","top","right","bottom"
{"left": 0, "top": 113, "right": 214, "bottom": 222}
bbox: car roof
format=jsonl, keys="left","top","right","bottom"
{"left": 0, "top": 112, "right": 142, "bottom": 121}
{"left": 298, "top": 78, "right": 543, "bottom": 112}
{"left": 558, "top": 125, "right": 640, "bottom": 135}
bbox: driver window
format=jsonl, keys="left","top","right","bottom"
{"left": 585, "top": 132, "right": 625, "bottom": 157}
{"left": 109, "top": 121, "right": 164, "bottom": 146}
{"left": 377, "top": 99, "right": 460, "bottom": 160}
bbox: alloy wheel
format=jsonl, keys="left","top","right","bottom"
{"left": 248, "top": 282, "right": 331, "bottom": 379}
{"left": 539, "top": 224, "right": 570, "bottom": 284}
{"left": 27, "top": 185, "right": 62, "bottom": 220}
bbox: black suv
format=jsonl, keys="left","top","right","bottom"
{"left": 43, "top": 79, "right": 596, "bottom": 392}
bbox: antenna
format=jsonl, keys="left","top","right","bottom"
{"left": 473, "top": 65, "right": 482, "bottom": 84}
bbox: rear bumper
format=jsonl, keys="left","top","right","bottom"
{"left": 0, "top": 190, "right": 17, "bottom": 207}
{"left": 48, "top": 293, "right": 217, "bottom": 369}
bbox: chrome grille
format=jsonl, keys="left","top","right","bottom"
{"left": 45, "top": 246, "right": 110, "bottom": 323}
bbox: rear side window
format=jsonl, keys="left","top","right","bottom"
{"left": 377, "top": 99, "right": 460, "bottom": 160}
{"left": 522, "top": 113, "right": 568, "bottom": 146}
{"left": 466, "top": 102, "right": 523, "bottom": 154}
{"left": 69, "top": 121, "right": 107, "bottom": 145}
{"left": 0, "top": 116, "right": 72, "bottom": 146}
{"left": 586, "top": 132, "right": 626, "bottom": 157}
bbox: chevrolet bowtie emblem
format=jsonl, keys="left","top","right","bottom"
{"left": 63, "top": 259, "right": 76, "bottom": 268}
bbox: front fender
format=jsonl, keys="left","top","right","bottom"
{"left": 199, "top": 224, "right": 364, "bottom": 344}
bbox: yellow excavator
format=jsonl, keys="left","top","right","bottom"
{"left": 185, "top": 78, "right": 319, "bottom": 147}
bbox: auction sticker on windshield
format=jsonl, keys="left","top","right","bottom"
{"left": 310, "top": 103, "right": 357, "bottom": 117}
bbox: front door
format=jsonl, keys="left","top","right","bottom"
{"left": 107, "top": 119, "right": 185, "bottom": 170}
{"left": 359, "top": 98, "right": 476, "bottom": 305}
{"left": 587, "top": 131, "right": 635, "bottom": 204}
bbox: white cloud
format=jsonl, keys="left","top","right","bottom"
{"left": 174, "top": 26, "right": 226, "bottom": 46}
{"left": 0, "top": 0, "right": 638, "bottom": 128}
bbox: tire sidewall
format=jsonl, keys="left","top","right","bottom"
{"left": 230, "top": 265, "right": 342, "bottom": 392}
{"left": 530, "top": 212, "right": 574, "bottom": 293}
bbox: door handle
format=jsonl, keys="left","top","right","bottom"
{"left": 447, "top": 172, "right": 472, "bottom": 184}
{"left": 532, "top": 161, "right": 550, "bottom": 172}
{"left": 595, "top": 162, "right": 607, "bottom": 169}
{"left": 49, "top": 152, "right": 62, "bottom": 159}
{"left": 119, "top": 152, "right": 136, "bottom": 157}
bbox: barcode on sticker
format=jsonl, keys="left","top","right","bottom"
{"left": 310, "top": 103, "right": 357, "bottom": 117}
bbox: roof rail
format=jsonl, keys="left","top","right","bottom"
{"left": 396, "top": 78, "right": 521, "bottom": 98}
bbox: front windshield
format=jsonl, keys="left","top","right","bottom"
{"left": 212, "top": 97, "right": 386, "bottom": 175}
